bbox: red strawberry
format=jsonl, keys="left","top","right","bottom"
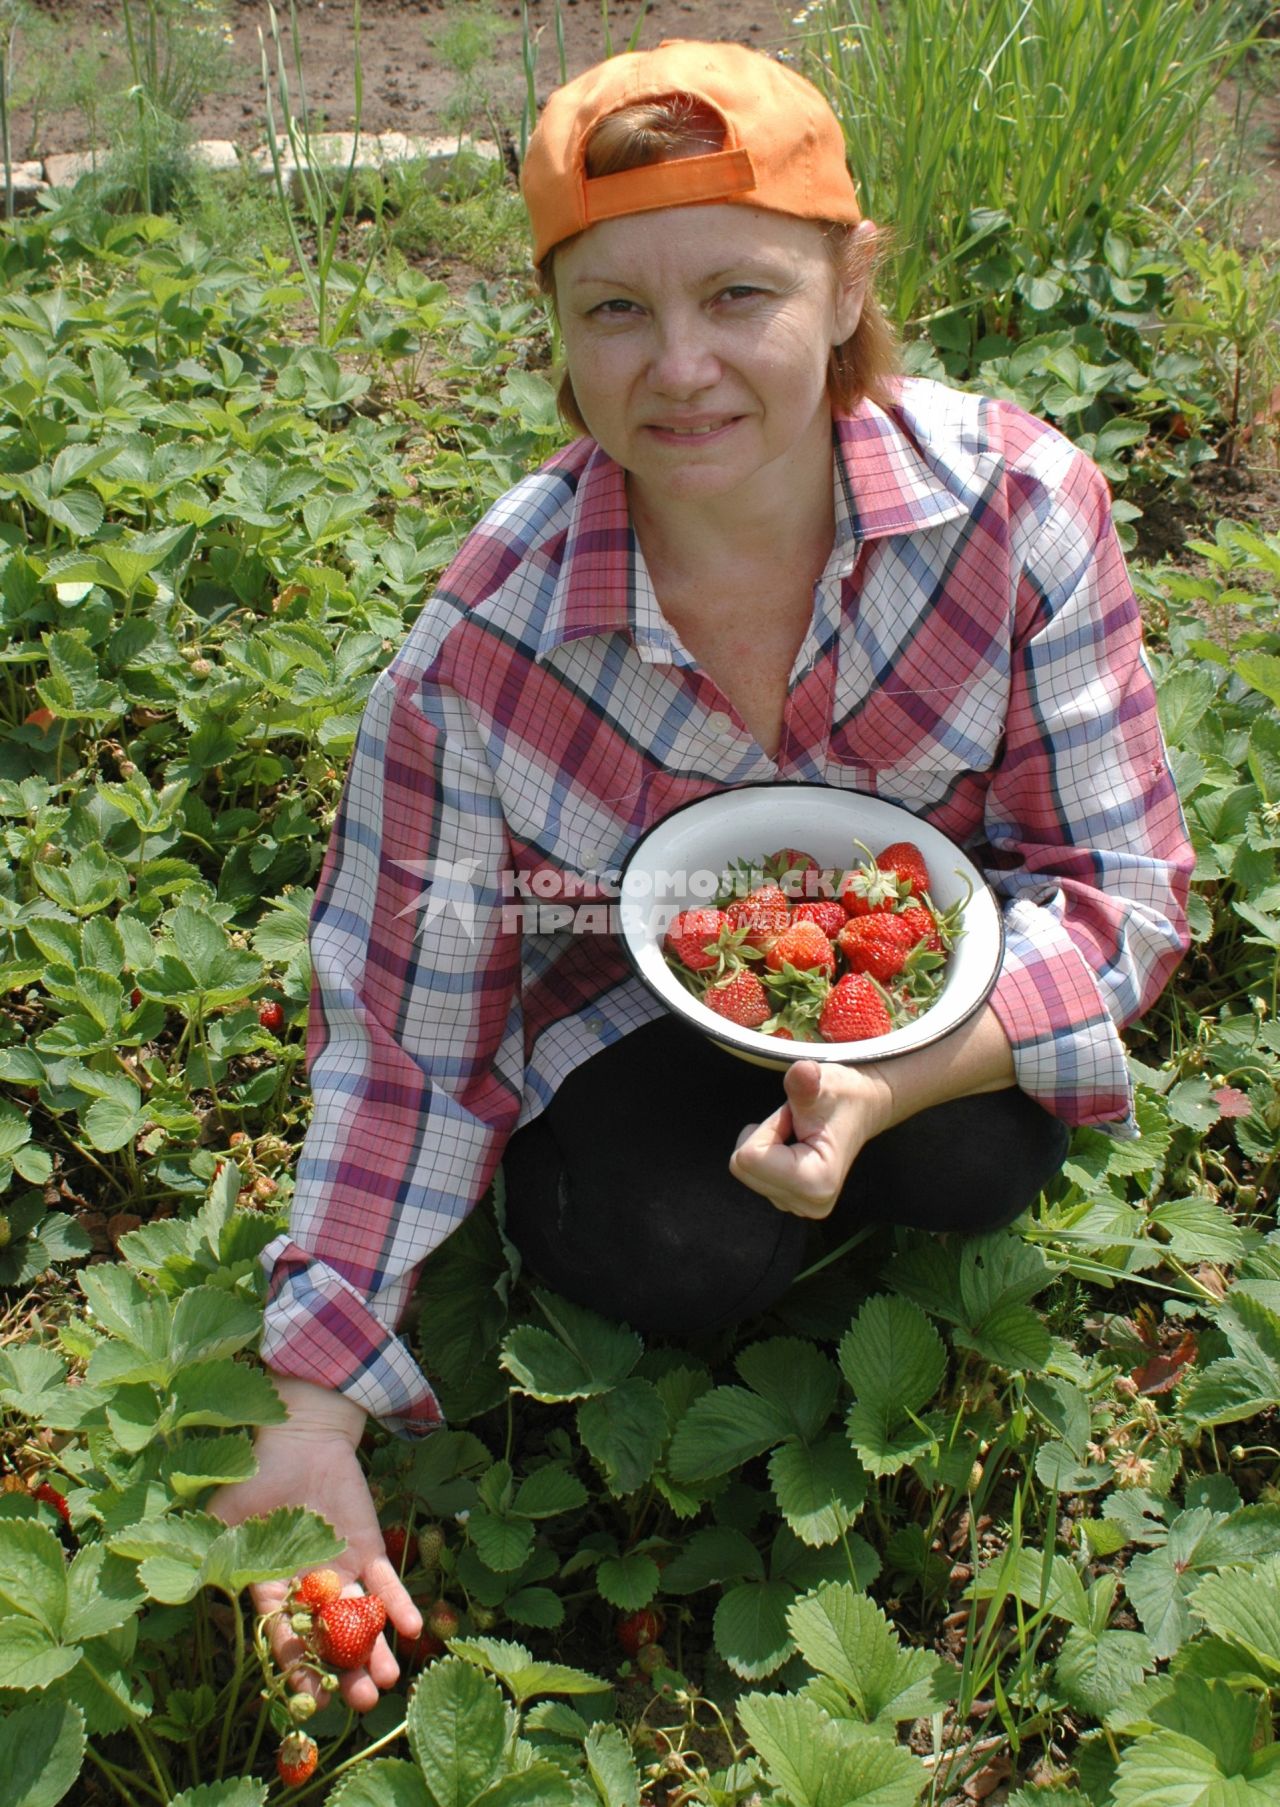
{"left": 838, "top": 861, "right": 900, "bottom": 917}
{"left": 819, "top": 974, "right": 893, "bottom": 1042}
{"left": 876, "top": 841, "right": 931, "bottom": 899}
{"left": 765, "top": 919, "right": 837, "bottom": 977}
{"left": 617, "top": 1607, "right": 664, "bottom": 1656}
{"left": 792, "top": 899, "right": 847, "bottom": 938}
{"left": 898, "top": 904, "right": 943, "bottom": 951}
{"left": 277, "top": 1732, "right": 318, "bottom": 1787}
{"left": 32, "top": 1482, "right": 70, "bottom": 1525}
{"left": 663, "top": 907, "right": 728, "bottom": 972}
{"left": 724, "top": 885, "right": 790, "bottom": 951}
{"left": 383, "top": 1525, "right": 411, "bottom": 1571}
{"left": 258, "top": 999, "right": 285, "bottom": 1032}
{"left": 130, "top": 988, "right": 142, "bottom": 1010}
{"left": 703, "top": 971, "right": 771, "bottom": 1028}
{"left": 837, "top": 913, "right": 920, "bottom": 982}
{"left": 314, "top": 1593, "right": 387, "bottom": 1670}
{"left": 295, "top": 1568, "right": 343, "bottom": 1610}
{"left": 424, "top": 1598, "right": 460, "bottom": 1641}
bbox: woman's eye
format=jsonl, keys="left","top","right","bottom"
{"left": 718, "top": 285, "right": 762, "bottom": 302}
{"left": 591, "top": 298, "right": 639, "bottom": 318}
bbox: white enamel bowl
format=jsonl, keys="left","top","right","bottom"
{"left": 617, "top": 783, "right": 1004, "bottom": 1068}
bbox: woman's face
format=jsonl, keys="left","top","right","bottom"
{"left": 554, "top": 205, "right": 867, "bottom": 514}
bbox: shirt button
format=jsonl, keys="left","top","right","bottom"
{"left": 586, "top": 1017, "right": 603, "bottom": 1034}
{"left": 580, "top": 849, "right": 601, "bottom": 869}
{"left": 705, "top": 711, "right": 734, "bottom": 737}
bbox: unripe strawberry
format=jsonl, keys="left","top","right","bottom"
{"left": 0, "top": 1214, "right": 10, "bottom": 1251}
{"left": 190, "top": 658, "right": 212, "bottom": 677}
{"left": 424, "top": 1598, "right": 459, "bottom": 1641}
{"left": 636, "top": 1641, "right": 669, "bottom": 1676}
{"left": 417, "top": 1523, "right": 445, "bottom": 1569}
{"left": 287, "top": 1691, "right": 317, "bottom": 1722}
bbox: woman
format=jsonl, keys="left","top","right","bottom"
{"left": 214, "top": 40, "right": 1192, "bottom": 1708}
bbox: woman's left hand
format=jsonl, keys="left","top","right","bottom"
{"left": 730, "top": 1059, "right": 891, "bottom": 1219}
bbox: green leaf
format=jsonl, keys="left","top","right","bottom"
{"left": 953, "top": 1300, "right": 1050, "bottom": 1371}
{"left": 659, "top": 1527, "right": 764, "bottom": 1594}
{"left": 503, "top": 1587, "right": 563, "bottom": 1629}
{"left": 161, "top": 1435, "right": 257, "bottom": 1501}
{"left": 845, "top": 1400, "right": 941, "bottom": 1479}
{"left": 0, "top": 1520, "right": 70, "bottom": 1637}
{"left": 714, "top": 1578, "right": 797, "bottom": 1680}
{"left": 595, "top": 1552, "right": 660, "bottom": 1611}
{"left": 446, "top": 1637, "right": 605, "bottom": 1708}
{"left": 468, "top": 1511, "right": 535, "bottom": 1575}
{"left": 787, "top": 1583, "right": 954, "bottom": 1723}
{"left": 1148, "top": 1198, "right": 1247, "bottom": 1268}
{"left": 501, "top": 1296, "right": 641, "bottom": 1402}
{"left": 1110, "top": 1727, "right": 1280, "bottom": 1806}
{"left": 201, "top": 1508, "right": 345, "bottom": 1596}
{"left": 470, "top": 1771, "right": 577, "bottom": 1807}
{"left": 736, "top": 1338, "right": 840, "bottom": 1441}
{"left": 1055, "top": 1626, "right": 1154, "bottom": 1717}
{"left": 167, "top": 1785, "right": 269, "bottom": 1807}
{"left": 1159, "top": 668, "right": 1218, "bottom": 743}
{"left": 64, "top": 1547, "right": 145, "bottom": 1642}
{"left": 326, "top": 1760, "right": 431, "bottom": 1807}
{"left": 1236, "top": 651, "right": 1280, "bottom": 708}
{"left": 583, "top": 1723, "right": 641, "bottom": 1807}
{"left": 577, "top": 1378, "right": 667, "bottom": 1496}
{"left": 838, "top": 1295, "right": 945, "bottom": 1417}
{"left": 511, "top": 1467, "right": 588, "bottom": 1520}
{"left": 0, "top": 1697, "right": 86, "bottom": 1807}
{"left": 769, "top": 1435, "right": 867, "bottom": 1548}
{"left": 404, "top": 1656, "right": 508, "bottom": 1807}
{"left": 737, "top": 1692, "right": 926, "bottom": 1807}
{"left": 1190, "top": 1562, "right": 1280, "bottom": 1674}
{"left": 168, "top": 1360, "right": 286, "bottom": 1431}
{"left": 83, "top": 1092, "right": 145, "bottom": 1152}
{"left": 0, "top": 1618, "right": 80, "bottom": 1690}
{"left": 168, "top": 1288, "right": 263, "bottom": 1367}
{"left": 668, "top": 1386, "right": 792, "bottom": 1482}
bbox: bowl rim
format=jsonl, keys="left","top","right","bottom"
{"left": 616, "top": 780, "right": 1005, "bottom": 1065}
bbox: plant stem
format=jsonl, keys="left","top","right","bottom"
{"left": 215, "top": 1586, "right": 247, "bottom": 1777}
{"left": 289, "top": 1715, "right": 409, "bottom": 1805}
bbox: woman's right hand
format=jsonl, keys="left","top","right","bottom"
{"left": 210, "top": 1373, "right": 423, "bottom": 1713}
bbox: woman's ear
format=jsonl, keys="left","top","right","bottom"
{"left": 832, "top": 219, "right": 878, "bottom": 344}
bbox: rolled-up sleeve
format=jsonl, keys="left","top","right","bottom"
{"left": 259, "top": 658, "right": 524, "bottom": 1435}
{"left": 983, "top": 450, "right": 1193, "bottom": 1129}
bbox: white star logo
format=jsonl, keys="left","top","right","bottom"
{"left": 390, "top": 856, "right": 482, "bottom": 942}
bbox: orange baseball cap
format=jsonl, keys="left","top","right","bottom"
{"left": 521, "top": 39, "right": 861, "bottom": 264}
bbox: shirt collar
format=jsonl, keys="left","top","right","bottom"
{"left": 535, "top": 387, "right": 981, "bottom": 659}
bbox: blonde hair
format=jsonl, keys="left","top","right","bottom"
{"left": 536, "top": 95, "right": 899, "bottom": 432}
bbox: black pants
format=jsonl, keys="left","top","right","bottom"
{"left": 502, "top": 1018, "right": 1070, "bottom": 1337}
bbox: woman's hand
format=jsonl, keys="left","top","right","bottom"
{"left": 730, "top": 1007, "right": 1019, "bottom": 1218}
{"left": 730, "top": 1059, "right": 891, "bottom": 1218}
{"left": 210, "top": 1375, "right": 422, "bottom": 1713}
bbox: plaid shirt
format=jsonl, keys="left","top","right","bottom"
{"left": 260, "top": 378, "right": 1192, "bottom": 1432}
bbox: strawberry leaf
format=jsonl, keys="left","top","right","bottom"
{"left": 0, "top": 1521, "right": 70, "bottom": 1639}
{"left": 595, "top": 1553, "right": 659, "bottom": 1611}
{"left": 445, "top": 1637, "right": 606, "bottom": 1707}
{"left": 577, "top": 1377, "right": 666, "bottom": 1496}
{"left": 838, "top": 1294, "right": 946, "bottom": 1419}
{"left": 326, "top": 1761, "right": 430, "bottom": 1807}
{"left": 768, "top": 1435, "right": 867, "bottom": 1548}
{"left": 583, "top": 1724, "right": 641, "bottom": 1807}
{"left": 714, "top": 1578, "right": 797, "bottom": 1680}
{"left": 737, "top": 1691, "right": 926, "bottom": 1807}
{"left": 0, "top": 1697, "right": 86, "bottom": 1807}
{"left": 168, "top": 1784, "right": 270, "bottom": 1807}
{"left": 668, "top": 1386, "right": 793, "bottom": 1483}
{"left": 736, "top": 1338, "right": 839, "bottom": 1441}
{"left": 405, "top": 1655, "right": 509, "bottom": 1805}
{"left": 787, "top": 1583, "right": 954, "bottom": 1724}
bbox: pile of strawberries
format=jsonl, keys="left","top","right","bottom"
{"left": 662, "top": 840, "right": 958, "bottom": 1043}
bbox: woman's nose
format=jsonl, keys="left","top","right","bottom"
{"left": 646, "top": 311, "right": 721, "bottom": 396}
